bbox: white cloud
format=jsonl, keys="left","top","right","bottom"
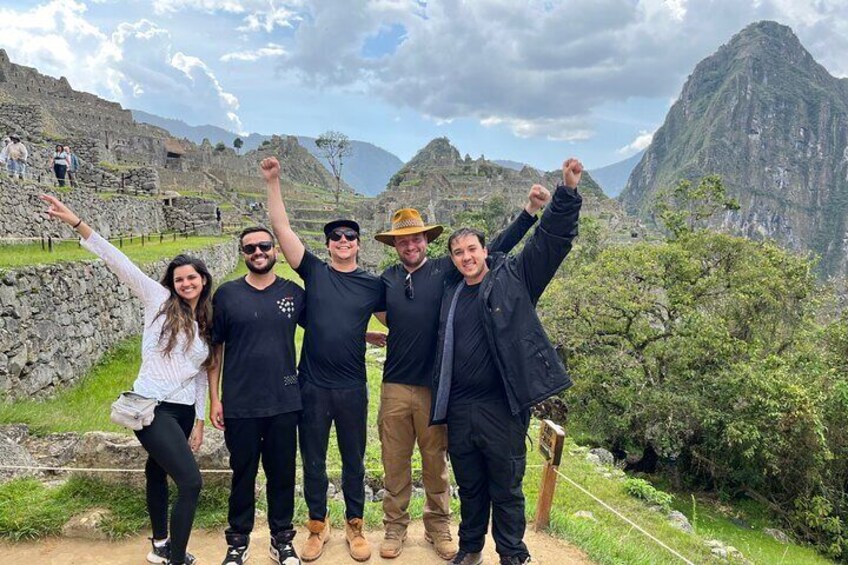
{"left": 221, "top": 43, "right": 287, "bottom": 62}
{"left": 0, "top": 3, "right": 244, "bottom": 133}
{"left": 238, "top": 7, "right": 300, "bottom": 32}
{"left": 278, "top": 0, "right": 848, "bottom": 141}
{"left": 617, "top": 130, "right": 655, "bottom": 155}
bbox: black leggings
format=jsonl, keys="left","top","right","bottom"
{"left": 53, "top": 163, "right": 67, "bottom": 186}
{"left": 135, "top": 402, "right": 201, "bottom": 564}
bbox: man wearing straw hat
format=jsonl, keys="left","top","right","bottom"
{"left": 372, "top": 186, "right": 550, "bottom": 560}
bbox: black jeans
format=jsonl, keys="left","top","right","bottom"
{"left": 299, "top": 380, "right": 368, "bottom": 521}
{"left": 53, "top": 163, "right": 67, "bottom": 186}
{"left": 224, "top": 411, "right": 299, "bottom": 540}
{"left": 447, "top": 400, "right": 530, "bottom": 561}
{"left": 134, "top": 402, "right": 201, "bottom": 565}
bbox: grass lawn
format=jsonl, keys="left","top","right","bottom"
{"left": 0, "top": 235, "right": 232, "bottom": 269}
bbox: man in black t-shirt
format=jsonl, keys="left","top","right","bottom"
{"left": 371, "top": 188, "right": 548, "bottom": 561}
{"left": 432, "top": 159, "right": 583, "bottom": 565}
{"left": 210, "top": 226, "right": 305, "bottom": 565}
{"left": 262, "top": 157, "right": 382, "bottom": 563}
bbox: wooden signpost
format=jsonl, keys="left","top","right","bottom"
{"left": 534, "top": 419, "right": 565, "bottom": 531}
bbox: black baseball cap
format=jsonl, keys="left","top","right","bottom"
{"left": 323, "top": 219, "right": 360, "bottom": 238}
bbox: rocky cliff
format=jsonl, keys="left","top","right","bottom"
{"left": 620, "top": 21, "right": 848, "bottom": 275}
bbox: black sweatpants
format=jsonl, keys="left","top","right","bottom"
{"left": 224, "top": 411, "right": 299, "bottom": 540}
{"left": 134, "top": 402, "right": 201, "bottom": 565}
{"left": 447, "top": 400, "right": 531, "bottom": 561}
{"left": 299, "top": 380, "right": 368, "bottom": 521}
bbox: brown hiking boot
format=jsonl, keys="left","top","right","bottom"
{"left": 425, "top": 529, "right": 459, "bottom": 560}
{"left": 345, "top": 518, "right": 371, "bottom": 561}
{"left": 379, "top": 527, "right": 407, "bottom": 559}
{"left": 301, "top": 518, "right": 330, "bottom": 562}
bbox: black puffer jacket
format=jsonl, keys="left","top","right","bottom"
{"left": 431, "top": 184, "right": 582, "bottom": 424}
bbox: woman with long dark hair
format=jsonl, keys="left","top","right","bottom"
{"left": 41, "top": 194, "right": 212, "bottom": 565}
{"left": 51, "top": 145, "right": 69, "bottom": 187}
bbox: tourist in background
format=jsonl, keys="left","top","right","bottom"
{"left": 51, "top": 144, "right": 69, "bottom": 187}
{"left": 0, "top": 137, "right": 9, "bottom": 170}
{"left": 40, "top": 193, "right": 212, "bottom": 565}
{"left": 65, "top": 145, "right": 79, "bottom": 187}
{"left": 6, "top": 134, "right": 27, "bottom": 179}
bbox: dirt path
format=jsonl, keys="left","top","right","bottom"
{"left": 1, "top": 520, "right": 593, "bottom": 564}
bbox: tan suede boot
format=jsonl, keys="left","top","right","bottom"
{"left": 301, "top": 518, "right": 330, "bottom": 562}
{"left": 379, "top": 527, "right": 407, "bottom": 559}
{"left": 425, "top": 529, "right": 459, "bottom": 560}
{"left": 345, "top": 518, "right": 372, "bottom": 561}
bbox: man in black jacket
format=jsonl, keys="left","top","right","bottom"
{"left": 431, "top": 158, "right": 583, "bottom": 565}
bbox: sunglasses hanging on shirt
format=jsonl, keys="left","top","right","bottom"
{"left": 404, "top": 272, "right": 414, "bottom": 300}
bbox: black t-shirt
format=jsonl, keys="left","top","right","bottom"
{"left": 450, "top": 282, "right": 507, "bottom": 405}
{"left": 381, "top": 256, "right": 453, "bottom": 386}
{"left": 211, "top": 276, "right": 305, "bottom": 418}
{"left": 295, "top": 250, "right": 385, "bottom": 388}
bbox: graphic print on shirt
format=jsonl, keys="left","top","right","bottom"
{"left": 277, "top": 296, "right": 296, "bottom": 318}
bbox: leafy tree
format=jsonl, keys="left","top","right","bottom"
{"left": 653, "top": 174, "right": 740, "bottom": 238}
{"left": 214, "top": 141, "right": 226, "bottom": 152}
{"left": 538, "top": 175, "right": 848, "bottom": 558}
{"left": 315, "top": 130, "right": 353, "bottom": 209}
{"left": 233, "top": 137, "right": 244, "bottom": 154}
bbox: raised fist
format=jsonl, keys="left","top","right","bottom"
{"left": 562, "top": 158, "right": 583, "bottom": 188}
{"left": 260, "top": 157, "right": 281, "bottom": 183}
{"left": 526, "top": 184, "right": 551, "bottom": 215}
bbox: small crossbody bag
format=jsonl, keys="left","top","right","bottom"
{"left": 110, "top": 378, "right": 193, "bottom": 431}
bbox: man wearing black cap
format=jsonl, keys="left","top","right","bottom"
{"left": 262, "top": 157, "right": 382, "bottom": 563}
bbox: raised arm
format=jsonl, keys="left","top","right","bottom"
{"left": 516, "top": 159, "right": 584, "bottom": 304}
{"left": 40, "top": 194, "right": 167, "bottom": 307}
{"left": 487, "top": 185, "right": 549, "bottom": 254}
{"left": 261, "top": 157, "right": 306, "bottom": 270}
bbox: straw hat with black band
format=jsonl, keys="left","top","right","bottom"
{"left": 375, "top": 208, "right": 443, "bottom": 246}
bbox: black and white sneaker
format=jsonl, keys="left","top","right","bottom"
{"left": 147, "top": 538, "right": 170, "bottom": 564}
{"left": 166, "top": 554, "right": 197, "bottom": 565}
{"left": 221, "top": 544, "right": 250, "bottom": 565}
{"left": 270, "top": 529, "right": 300, "bottom": 565}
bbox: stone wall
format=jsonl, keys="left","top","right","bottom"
{"left": 0, "top": 179, "right": 223, "bottom": 238}
{"left": 164, "top": 197, "right": 220, "bottom": 235}
{"left": 0, "top": 239, "right": 237, "bottom": 399}
{"left": 0, "top": 179, "right": 167, "bottom": 239}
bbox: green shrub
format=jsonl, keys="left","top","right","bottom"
{"left": 624, "top": 478, "right": 675, "bottom": 511}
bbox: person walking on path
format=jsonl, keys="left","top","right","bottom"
{"left": 51, "top": 144, "right": 69, "bottom": 187}
{"left": 371, "top": 186, "right": 549, "bottom": 560}
{"left": 6, "top": 135, "right": 27, "bottom": 179}
{"left": 263, "top": 156, "right": 383, "bottom": 563}
{"left": 431, "top": 158, "right": 584, "bottom": 565}
{"left": 40, "top": 194, "right": 212, "bottom": 565}
{"left": 209, "top": 226, "right": 305, "bottom": 565}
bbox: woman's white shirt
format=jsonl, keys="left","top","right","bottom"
{"left": 81, "top": 232, "right": 208, "bottom": 420}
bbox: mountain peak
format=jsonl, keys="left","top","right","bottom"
{"left": 406, "top": 137, "right": 462, "bottom": 170}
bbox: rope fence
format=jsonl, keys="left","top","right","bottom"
{"left": 552, "top": 467, "right": 696, "bottom": 565}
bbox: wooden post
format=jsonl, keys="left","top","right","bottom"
{"left": 534, "top": 419, "right": 565, "bottom": 531}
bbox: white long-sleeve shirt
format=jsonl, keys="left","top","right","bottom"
{"left": 81, "top": 232, "right": 208, "bottom": 420}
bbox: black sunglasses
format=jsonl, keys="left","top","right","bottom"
{"left": 329, "top": 229, "right": 359, "bottom": 242}
{"left": 404, "top": 272, "right": 414, "bottom": 300}
{"left": 241, "top": 241, "right": 274, "bottom": 254}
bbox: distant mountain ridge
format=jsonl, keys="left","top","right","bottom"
{"left": 590, "top": 151, "right": 645, "bottom": 197}
{"left": 131, "top": 110, "right": 403, "bottom": 196}
{"left": 620, "top": 20, "right": 848, "bottom": 275}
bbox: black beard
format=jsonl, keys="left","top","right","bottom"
{"left": 246, "top": 254, "right": 276, "bottom": 274}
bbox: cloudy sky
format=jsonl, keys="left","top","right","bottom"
{"left": 2, "top": 0, "right": 847, "bottom": 169}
